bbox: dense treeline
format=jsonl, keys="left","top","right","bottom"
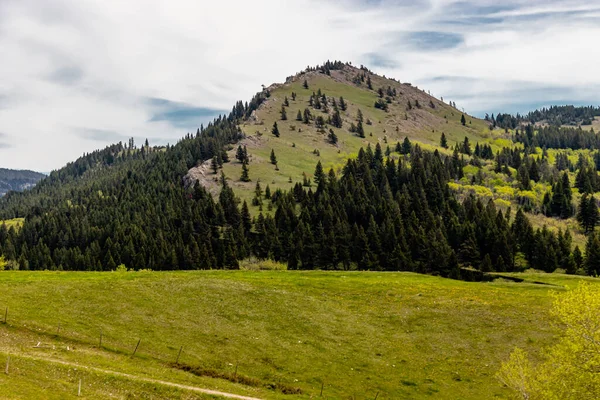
{"left": 516, "top": 125, "right": 600, "bottom": 150}
{"left": 0, "top": 68, "right": 596, "bottom": 276}
{"left": 254, "top": 144, "right": 578, "bottom": 275}
{"left": 493, "top": 105, "right": 600, "bottom": 129}
{"left": 0, "top": 115, "right": 244, "bottom": 271}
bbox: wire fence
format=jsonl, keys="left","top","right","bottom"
{"left": 0, "top": 304, "right": 318, "bottom": 397}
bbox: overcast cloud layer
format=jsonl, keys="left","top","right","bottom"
{"left": 1, "top": 0, "right": 600, "bottom": 171}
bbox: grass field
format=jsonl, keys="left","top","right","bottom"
{"left": 1, "top": 270, "right": 596, "bottom": 399}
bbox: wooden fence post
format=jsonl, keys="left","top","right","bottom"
{"left": 176, "top": 346, "right": 183, "bottom": 364}
{"left": 132, "top": 339, "right": 141, "bottom": 356}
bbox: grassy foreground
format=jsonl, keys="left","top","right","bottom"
{"left": 0, "top": 270, "right": 596, "bottom": 399}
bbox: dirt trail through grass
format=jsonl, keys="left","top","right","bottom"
{"left": 3, "top": 352, "right": 263, "bottom": 400}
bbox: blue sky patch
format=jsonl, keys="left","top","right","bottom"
{"left": 147, "top": 97, "right": 226, "bottom": 129}
{"left": 407, "top": 31, "right": 463, "bottom": 51}
{"left": 362, "top": 52, "right": 398, "bottom": 69}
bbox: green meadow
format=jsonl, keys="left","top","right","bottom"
{"left": 1, "top": 270, "right": 595, "bottom": 399}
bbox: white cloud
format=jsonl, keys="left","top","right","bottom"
{"left": 0, "top": 0, "right": 598, "bottom": 170}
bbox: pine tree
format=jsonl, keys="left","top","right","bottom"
{"left": 328, "top": 129, "right": 338, "bottom": 145}
{"left": 356, "top": 121, "right": 365, "bottom": 138}
{"left": 314, "top": 161, "right": 325, "bottom": 186}
{"left": 296, "top": 110, "right": 302, "bottom": 121}
{"left": 211, "top": 156, "right": 219, "bottom": 174}
{"left": 236, "top": 145, "right": 245, "bottom": 163}
{"left": 517, "top": 165, "right": 531, "bottom": 190}
{"left": 402, "top": 137, "right": 412, "bottom": 155}
{"left": 272, "top": 122, "right": 280, "bottom": 137}
{"left": 270, "top": 149, "right": 277, "bottom": 165}
{"left": 331, "top": 107, "right": 343, "bottom": 128}
{"left": 367, "top": 75, "right": 372, "bottom": 90}
{"left": 303, "top": 79, "right": 309, "bottom": 89}
{"left": 339, "top": 96, "right": 347, "bottom": 111}
{"left": 462, "top": 137, "right": 471, "bottom": 155}
{"left": 578, "top": 194, "right": 599, "bottom": 233}
{"left": 584, "top": 232, "right": 600, "bottom": 275}
{"left": 280, "top": 105, "right": 287, "bottom": 120}
{"left": 461, "top": 114, "right": 466, "bottom": 126}
{"left": 440, "top": 132, "right": 448, "bottom": 149}
{"left": 284, "top": 96, "right": 289, "bottom": 107}
{"left": 303, "top": 108, "right": 311, "bottom": 124}
{"left": 480, "top": 253, "right": 493, "bottom": 272}
{"left": 240, "top": 160, "right": 250, "bottom": 182}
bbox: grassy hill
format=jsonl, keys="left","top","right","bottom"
{"left": 188, "top": 64, "right": 498, "bottom": 207}
{"left": 1, "top": 270, "right": 595, "bottom": 399}
{"left": 185, "top": 63, "right": 593, "bottom": 251}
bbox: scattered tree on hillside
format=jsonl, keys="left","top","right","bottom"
{"left": 272, "top": 122, "right": 280, "bottom": 137}
{"left": 296, "top": 110, "right": 302, "bottom": 121}
{"left": 303, "top": 108, "right": 311, "bottom": 124}
{"left": 303, "top": 79, "right": 309, "bottom": 89}
{"left": 280, "top": 105, "right": 287, "bottom": 120}
{"left": 356, "top": 121, "right": 365, "bottom": 138}
{"left": 339, "top": 96, "right": 347, "bottom": 111}
{"left": 240, "top": 160, "right": 250, "bottom": 182}
{"left": 211, "top": 156, "right": 219, "bottom": 174}
{"left": 461, "top": 114, "right": 466, "bottom": 126}
{"left": 328, "top": 129, "right": 338, "bottom": 145}
{"left": 440, "top": 132, "right": 448, "bottom": 149}
{"left": 270, "top": 149, "right": 277, "bottom": 165}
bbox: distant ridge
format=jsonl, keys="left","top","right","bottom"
{"left": 0, "top": 168, "right": 46, "bottom": 196}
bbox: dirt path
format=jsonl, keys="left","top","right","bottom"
{"left": 8, "top": 353, "right": 263, "bottom": 400}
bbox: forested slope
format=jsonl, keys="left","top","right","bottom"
{"left": 0, "top": 61, "right": 597, "bottom": 276}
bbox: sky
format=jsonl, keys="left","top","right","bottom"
{"left": 1, "top": 0, "right": 600, "bottom": 171}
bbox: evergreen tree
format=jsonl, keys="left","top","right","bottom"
{"left": 303, "top": 108, "right": 311, "bottom": 124}
{"left": 517, "top": 165, "right": 531, "bottom": 190}
{"left": 578, "top": 194, "right": 599, "bottom": 234}
{"left": 584, "top": 232, "right": 600, "bottom": 275}
{"left": 236, "top": 145, "right": 245, "bottom": 163}
{"left": 270, "top": 149, "right": 277, "bottom": 165}
{"left": 284, "top": 96, "right": 289, "bottom": 107}
{"left": 356, "top": 121, "right": 365, "bottom": 138}
{"left": 296, "top": 110, "right": 302, "bottom": 121}
{"left": 303, "top": 79, "right": 309, "bottom": 89}
{"left": 461, "top": 137, "right": 471, "bottom": 155}
{"left": 461, "top": 114, "right": 466, "bottom": 126}
{"left": 240, "top": 160, "right": 250, "bottom": 182}
{"left": 314, "top": 161, "right": 325, "bottom": 187}
{"left": 402, "top": 137, "right": 412, "bottom": 155}
{"left": 328, "top": 129, "right": 338, "bottom": 145}
{"left": 367, "top": 75, "right": 372, "bottom": 90}
{"left": 211, "top": 156, "right": 219, "bottom": 174}
{"left": 339, "top": 96, "right": 347, "bottom": 111}
{"left": 272, "top": 122, "right": 280, "bottom": 137}
{"left": 440, "top": 132, "right": 448, "bottom": 149}
{"left": 280, "top": 105, "right": 287, "bottom": 120}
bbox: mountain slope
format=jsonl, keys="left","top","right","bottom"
{"left": 188, "top": 63, "right": 499, "bottom": 205}
{"left": 0, "top": 60, "right": 591, "bottom": 277}
{"left": 0, "top": 168, "right": 45, "bottom": 196}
